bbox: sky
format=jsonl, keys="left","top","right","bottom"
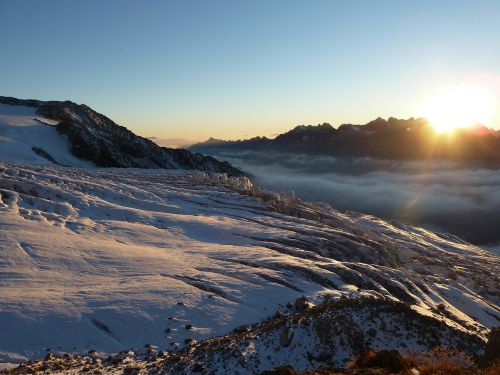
{"left": 1, "top": 0, "right": 499, "bottom": 144}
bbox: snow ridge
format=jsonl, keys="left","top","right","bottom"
{"left": 0, "top": 97, "right": 243, "bottom": 176}
{"left": 0, "top": 162, "right": 498, "bottom": 371}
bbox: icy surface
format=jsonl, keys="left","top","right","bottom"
{"left": 0, "top": 162, "right": 498, "bottom": 365}
{"left": 0, "top": 104, "right": 92, "bottom": 167}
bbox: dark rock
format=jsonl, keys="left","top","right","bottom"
{"left": 233, "top": 325, "right": 250, "bottom": 333}
{"left": 294, "top": 296, "right": 310, "bottom": 311}
{"left": 108, "top": 355, "right": 123, "bottom": 365}
{"left": 123, "top": 366, "right": 140, "bottom": 375}
{"left": 92, "top": 319, "right": 112, "bottom": 334}
{"left": 280, "top": 326, "right": 293, "bottom": 347}
{"left": 367, "top": 328, "right": 377, "bottom": 338}
{"left": 32, "top": 147, "right": 65, "bottom": 165}
{"left": 191, "top": 363, "right": 204, "bottom": 372}
{"left": 481, "top": 326, "right": 500, "bottom": 367}
{"left": 260, "top": 365, "right": 297, "bottom": 375}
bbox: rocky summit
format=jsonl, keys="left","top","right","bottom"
{"left": 0, "top": 96, "right": 243, "bottom": 176}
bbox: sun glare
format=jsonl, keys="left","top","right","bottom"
{"left": 422, "top": 85, "right": 495, "bottom": 132}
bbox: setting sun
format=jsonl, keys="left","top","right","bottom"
{"left": 422, "top": 85, "right": 495, "bottom": 132}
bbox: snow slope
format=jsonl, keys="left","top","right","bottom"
{"left": 0, "top": 162, "right": 498, "bottom": 370}
{"left": 0, "top": 104, "right": 92, "bottom": 167}
{"left": 0, "top": 98, "right": 243, "bottom": 176}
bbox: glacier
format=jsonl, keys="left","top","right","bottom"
{"left": 0, "top": 162, "right": 498, "bottom": 372}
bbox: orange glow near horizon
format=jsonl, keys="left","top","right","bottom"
{"left": 422, "top": 85, "right": 495, "bottom": 133}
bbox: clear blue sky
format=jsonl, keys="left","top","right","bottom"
{"left": 1, "top": 1, "right": 499, "bottom": 142}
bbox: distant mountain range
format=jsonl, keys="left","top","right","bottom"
{"left": 0, "top": 96, "right": 243, "bottom": 176}
{"left": 191, "top": 117, "right": 500, "bottom": 165}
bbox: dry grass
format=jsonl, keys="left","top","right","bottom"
{"left": 407, "top": 346, "right": 475, "bottom": 374}
{"left": 296, "top": 348, "right": 500, "bottom": 375}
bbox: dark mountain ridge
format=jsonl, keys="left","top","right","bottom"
{"left": 0, "top": 96, "right": 244, "bottom": 176}
{"left": 191, "top": 117, "right": 500, "bottom": 165}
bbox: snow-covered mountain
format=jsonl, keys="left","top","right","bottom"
{"left": 0, "top": 162, "right": 498, "bottom": 373}
{"left": 0, "top": 97, "right": 242, "bottom": 176}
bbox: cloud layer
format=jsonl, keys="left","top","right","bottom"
{"left": 211, "top": 151, "right": 500, "bottom": 249}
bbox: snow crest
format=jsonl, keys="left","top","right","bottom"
{"left": 0, "top": 162, "right": 498, "bottom": 365}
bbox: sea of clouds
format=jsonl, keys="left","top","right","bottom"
{"left": 208, "top": 150, "right": 500, "bottom": 254}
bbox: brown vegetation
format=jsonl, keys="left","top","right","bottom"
{"left": 262, "top": 348, "right": 500, "bottom": 375}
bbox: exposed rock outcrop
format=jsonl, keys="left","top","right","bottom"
{"left": 0, "top": 96, "right": 244, "bottom": 176}
{"left": 481, "top": 327, "right": 500, "bottom": 366}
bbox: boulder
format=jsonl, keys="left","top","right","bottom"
{"left": 481, "top": 326, "right": 500, "bottom": 366}
{"left": 294, "top": 296, "right": 310, "bottom": 311}
{"left": 280, "top": 326, "right": 293, "bottom": 347}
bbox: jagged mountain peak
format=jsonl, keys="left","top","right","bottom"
{"left": 290, "top": 122, "right": 334, "bottom": 131}
{"left": 191, "top": 116, "right": 500, "bottom": 165}
{"left": 0, "top": 96, "right": 244, "bottom": 176}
